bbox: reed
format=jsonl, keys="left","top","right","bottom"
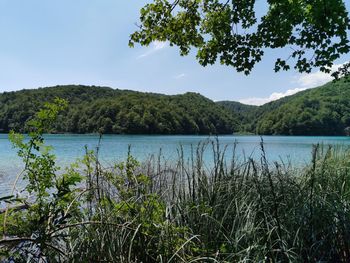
{"left": 67, "top": 140, "right": 350, "bottom": 262}
{"left": 2, "top": 137, "right": 350, "bottom": 262}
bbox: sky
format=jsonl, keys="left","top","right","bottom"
{"left": 0, "top": 0, "right": 349, "bottom": 105}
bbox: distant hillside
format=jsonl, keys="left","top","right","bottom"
{"left": 3, "top": 79, "right": 349, "bottom": 136}
{"left": 217, "top": 101, "right": 257, "bottom": 114}
{"left": 220, "top": 79, "right": 350, "bottom": 136}
{"left": 0, "top": 85, "right": 239, "bottom": 134}
{"left": 216, "top": 101, "right": 257, "bottom": 131}
{"left": 255, "top": 79, "right": 350, "bottom": 135}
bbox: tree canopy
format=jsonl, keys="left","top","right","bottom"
{"left": 220, "top": 78, "right": 350, "bottom": 135}
{"left": 2, "top": 81, "right": 350, "bottom": 135}
{"left": 0, "top": 85, "right": 238, "bottom": 135}
{"left": 130, "top": 0, "right": 350, "bottom": 76}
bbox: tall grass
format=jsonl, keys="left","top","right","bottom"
{"left": 66, "top": 140, "right": 350, "bottom": 262}
{"left": 2, "top": 139, "right": 350, "bottom": 262}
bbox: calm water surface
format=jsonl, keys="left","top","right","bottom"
{"left": 1, "top": 134, "right": 350, "bottom": 194}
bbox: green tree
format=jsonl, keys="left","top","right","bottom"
{"left": 130, "top": 0, "right": 350, "bottom": 76}
{"left": 0, "top": 85, "right": 238, "bottom": 135}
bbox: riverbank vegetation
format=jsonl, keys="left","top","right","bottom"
{"left": 1, "top": 100, "right": 350, "bottom": 262}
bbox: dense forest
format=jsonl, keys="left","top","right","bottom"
{"left": 0, "top": 85, "right": 238, "bottom": 134}
{"left": 219, "top": 78, "right": 350, "bottom": 135}
{"left": 1, "top": 79, "right": 349, "bottom": 135}
{"left": 254, "top": 79, "right": 350, "bottom": 135}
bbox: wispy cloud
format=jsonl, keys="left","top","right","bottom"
{"left": 295, "top": 63, "right": 345, "bottom": 88}
{"left": 239, "top": 62, "right": 347, "bottom": 106}
{"left": 239, "top": 87, "right": 306, "bottom": 106}
{"left": 137, "top": 41, "right": 168, "bottom": 59}
{"left": 296, "top": 71, "right": 333, "bottom": 88}
{"left": 174, "top": 73, "right": 186, "bottom": 79}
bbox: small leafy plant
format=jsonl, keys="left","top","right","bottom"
{"left": 0, "top": 98, "right": 83, "bottom": 262}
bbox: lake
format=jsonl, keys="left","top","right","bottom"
{"left": 1, "top": 134, "right": 350, "bottom": 195}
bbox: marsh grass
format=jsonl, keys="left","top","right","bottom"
{"left": 62, "top": 139, "right": 350, "bottom": 262}
{"left": 2, "top": 138, "right": 350, "bottom": 262}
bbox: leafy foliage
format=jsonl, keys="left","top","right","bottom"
{"left": 254, "top": 79, "right": 350, "bottom": 135}
{"left": 220, "top": 78, "right": 350, "bottom": 135}
{"left": 3, "top": 80, "right": 350, "bottom": 136}
{"left": 130, "top": 0, "right": 350, "bottom": 75}
{"left": 0, "top": 85, "right": 238, "bottom": 135}
{"left": 1, "top": 98, "right": 83, "bottom": 262}
{"left": 217, "top": 100, "right": 257, "bottom": 131}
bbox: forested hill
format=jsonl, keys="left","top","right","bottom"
{"left": 3, "top": 79, "right": 350, "bottom": 136}
{"left": 220, "top": 79, "right": 350, "bottom": 136}
{"left": 0, "top": 85, "right": 239, "bottom": 134}
{"left": 216, "top": 101, "right": 257, "bottom": 131}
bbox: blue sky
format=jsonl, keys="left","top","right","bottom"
{"left": 0, "top": 0, "right": 349, "bottom": 105}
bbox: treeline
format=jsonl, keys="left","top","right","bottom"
{"left": 219, "top": 78, "right": 350, "bottom": 136}
{"left": 2, "top": 79, "right": 350, "bottom": 136}
{"left": 254, "top": 79, "right": 350, "bottom": 135}
{"left": 0, "top": 85, "right": 238, "bottom": 134}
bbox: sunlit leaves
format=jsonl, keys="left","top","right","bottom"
{"left": 131, "top": 0, "right": 350, "bottom": 75}
{"left": 3, "top": 99, "right": 83, "bottom": 261}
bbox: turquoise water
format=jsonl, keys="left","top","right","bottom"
{"left": 1, "top": 134, "right": 350, "bottom": 194}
